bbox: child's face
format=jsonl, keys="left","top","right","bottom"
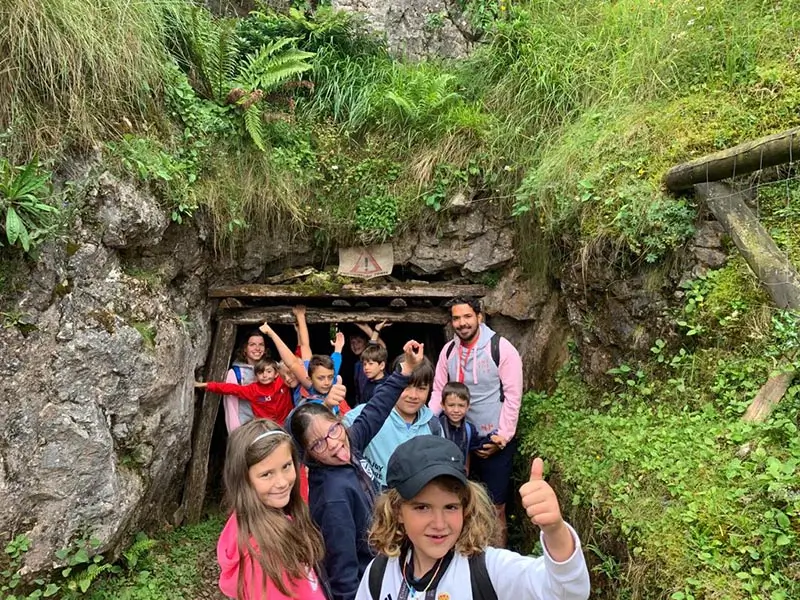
{"left": 349, "top": 336, "right": 367, "bottom": 356}
{"left": 305, "top": 416, "right": 350, "bottom": 466}
{"left": 362, "top": 359, "right": 385, "bottom": 380}
{"left": 395, "top": 384, "right": 430, "bottom": 421}
{"left": 310, "top": 366, "right": 335, "bottom": 395}
{"left": 279, "top": 364, "right": 298, "bottom": 388}
{"left": 256, "top": 366, "right": 277, "bottom": 385}
{"left": 248, "top": 441, "right": 296, "bottom": 509}
{"left": 442, "top": 395, "right": 469, "bottom": 424}
{"left": 399, "top": 481, "right": 464, "bottom": 570}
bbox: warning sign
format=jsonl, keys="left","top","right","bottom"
{"left": 338, "top": 244, "right": 393, "bottom": 280}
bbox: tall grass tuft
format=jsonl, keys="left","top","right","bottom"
{"left": 0, "top": 0, "right": 180, "bottom": 161}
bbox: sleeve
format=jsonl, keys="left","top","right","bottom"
{"left": 208, "top": 381, "right": 259, "bottom": 402}
{"left": 484, "top": 524, "right": 590, "bottom": 600}
{"left": 315, "top": 500, "right": 362, "bottom": 600}
{"left": 338, "top": 399, "right": 352, "bottom": 418}
{"left": 496, "top": 338, "right": 524, "bottom": 440}
{"left": 428, "top": 345, "right": 451, "bottom": 415}
{"left": 342, "top": 404, "right": 362, "bottom": 427}
{"left": 468, "top": 421, "right": 492, "bottom": 451}
{"left": 331, "top": 351, "right": 342, "bottom": 379}
{"left": 349, "top": 372, "right": 409, "bottom": 452}
{"left": 222, "top": 369, "right": 242, "bottom": 433}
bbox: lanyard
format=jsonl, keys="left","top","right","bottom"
{"left": 398, "top": 584, "right": 438, "bottom": 600}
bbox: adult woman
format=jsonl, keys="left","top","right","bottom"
{"left": 223, "top": 330, "right": 267, "bottom": 432}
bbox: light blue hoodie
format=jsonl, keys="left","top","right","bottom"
{"left": 343, "top": 403, "right": 440, "bottom": 488}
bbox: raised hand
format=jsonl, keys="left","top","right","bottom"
{"left": 520, "top": 458, "right": 563, "bottom": 533}
{"left": 399, "top": 340, "right": 424, "bottom": 375}
{"left": 331, "top": 331, "right": 345, "bottom": 353}
{"left": 375, "top": 319, "right": 392, "bottom": 332}
{"left": 259, "top": 321, "right": 274, "bottom": 336}
{"left": 292, "top": 305, "right": 306, "bottom": 318}
{"left": 325, "top": 375, "right": 346, "bottom": 408}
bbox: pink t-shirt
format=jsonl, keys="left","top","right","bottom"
{"left": 217, "top": 513, "right": 326, "bottom": 600}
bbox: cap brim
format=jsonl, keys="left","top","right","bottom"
{"left": 395, "top": 463, "right": 467, "bottom": 499}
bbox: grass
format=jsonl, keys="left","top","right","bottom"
{"left": 0, "top": 0, "right": 183, "bottom": 162}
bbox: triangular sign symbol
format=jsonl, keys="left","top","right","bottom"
{"left": 348, "top": 249, "right": 383, "bottom": 275}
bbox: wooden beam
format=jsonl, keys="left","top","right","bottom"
{"left": 181, "top": 319, "right": 237, "bottom": 524}
{"left": 743, "top": 367, "right": 796, "bottom": 423}
{"left": 664, "top": 127, "right": 800, "bottom": 192}
{"left": 217, "top": 306, "right": 449, "bottom": 325}
{"left": 208, "top": 283, "right": 488, "bottom": 299}
{"left": 695, "top": 182, "right": 800, "bottom": 309}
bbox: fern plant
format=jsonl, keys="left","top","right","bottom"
{"left": 377, "top": 68, "right": 464, "bottom": 134}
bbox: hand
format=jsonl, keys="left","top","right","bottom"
{"left": 325, "top": 375, "right": 346, "bottom": 407}
{"left": 375, "top": 320, "right": 392, "bottom": 332}
{"left": 490, "top": 434, "right": 507, "bottom": 449}
{"left": 292, "top": 305, "right": 306, "bottom": 318}
{"left": 519, "top": 458, "right": 564, "bottom": 534}
{"left": 259, "top": 321, "right": 274, "bottom": 336}
{"left": 331, "top": 331, "right": 345, "bottom": 353}
{"left": 474, "top": 442, "right": 501, "bottom": 458}
{"left": 399, "top": 340, "right": 424, "bottom": 375}
{"left": 194, "top": 382, "right": 208, "bottom": 389}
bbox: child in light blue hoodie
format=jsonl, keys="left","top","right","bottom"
{"left": 342, "top": 357, "right": 440, "bottom": 488}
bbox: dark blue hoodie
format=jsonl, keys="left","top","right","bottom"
{"left": 296, "top": 371, "right": 409, "bottom": 600}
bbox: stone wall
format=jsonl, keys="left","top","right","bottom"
{"left": 0, "top": 170, "right": 213, "bottom": 571}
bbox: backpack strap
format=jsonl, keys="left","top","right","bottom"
{"left": 445, "top": 340, "right": 456, "bottom": 359}
{"left": 232, "top": 364, "right": 242, "bottom": 385}
{"left": 368, "top": 555, "right": 389, "bottom": 600}
{"left": 468, "top": 552, "right": 498, "bottom": 600}
{"left": 428, "top": 417, "right": 442, "bottom": 437}
{"left": 490, "top": 336, "right": 505, "bottom": 403}
{"left": 465, "top": 421, "right": 473, "bottom": 450}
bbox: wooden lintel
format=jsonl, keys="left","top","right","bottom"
{"left": 217, "top": 307, "right": 449, "bottom": 325}
{"left": 181, "top": 319, "right": 237, "bottom": 524}
{"left": 208, "top": 283, "right": 488, "bottom": 299}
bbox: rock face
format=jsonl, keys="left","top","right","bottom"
{"left": 332, "top": 0, "right": 474, "bottom": 59}
{"left": 0, "top": 172, "right": 212, "bottom": 571}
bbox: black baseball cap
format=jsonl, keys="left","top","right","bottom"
{"left": 386, "top": 436, "right": 467, "bottom": 499}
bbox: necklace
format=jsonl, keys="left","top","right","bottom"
{"left": 403, "top": 554, "right": 444, "bottom": 598}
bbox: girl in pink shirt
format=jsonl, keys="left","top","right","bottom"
{"left": 217, "top": 419, "right": 330, "bottom": 600}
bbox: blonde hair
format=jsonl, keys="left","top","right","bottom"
{"left": 368, "top": 477, "right": 499, "bottom": 557}
{"left": 223, "top": 419, "right": 325, "bottom": 599}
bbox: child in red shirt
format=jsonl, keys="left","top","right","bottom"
{"left": 196, "top": 358, "right": 293, "bottom": 426}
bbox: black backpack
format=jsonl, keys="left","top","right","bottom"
{"left": 444, "top": 335, "right": 505, "bottom": 403}
{"left": 367, "top": 552, "right": 498, "bottom": 600}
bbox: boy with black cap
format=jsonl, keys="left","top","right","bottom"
{"left": 356, "top": 436, "right": 590, "bottom": 600}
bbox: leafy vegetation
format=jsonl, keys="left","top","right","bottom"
{"left": 0, "top": 159, "right": 58, "bottom": 253}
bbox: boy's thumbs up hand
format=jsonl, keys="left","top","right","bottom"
{"left": 327, "top": 375, "right": 346, "bottom": 407}
{"left": 519, "top": 458, "right": 564, "bottom": 535}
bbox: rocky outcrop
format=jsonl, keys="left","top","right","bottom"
{"left": 332, "top": 0, "right": 474, "bottom": 59}
{"left": 0, "top": 172, "right": 212, "bottom": 571}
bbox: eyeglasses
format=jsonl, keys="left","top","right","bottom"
{"left": 309, "top": 423, "right": 345, "bottom": 454}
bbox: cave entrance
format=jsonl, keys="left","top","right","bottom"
{"left": 182, "top": 281, "right": 488, "bottom": 522}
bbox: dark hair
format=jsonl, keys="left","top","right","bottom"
{"left": 361, "top": 344, "right": 388, "bottom": 364}
{"left": 407, "top": 357, "right": 434, "bottom": 389}
{"left": 350, "top": 330, "right": 369, "bottom": 341}
{"left": 289, "top": 402, "right": 340, "bottom": 451}
{"left": 254, "top": 358, "right": 279, "bottom": 374}
{"left": 448, "top": 296, "right": 482, "bottom": 316}
{"left": 442, "top": 381, "right": 470, "bottom": 403}
{"left": 307, "top": 354, "right": 334, "bottom": 376}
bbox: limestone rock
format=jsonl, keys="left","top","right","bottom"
{"left": 332, "top": 0, "right": 473, "bottom": 59}
{"left": 483, "top": 267, "right": 549, "bottom": 320}
{"left": 97, "top": 173, "right": 169, "bottom": 249}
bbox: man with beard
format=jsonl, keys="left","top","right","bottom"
{"left": 429, "top": 296, "right": 523, "bottom": 546}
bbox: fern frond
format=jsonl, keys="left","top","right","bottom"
{"left": 235, "top": 44, "right": 314, "bottom": 93}
{"left": 242, "top": 104, "right": 266, "bottom": 152}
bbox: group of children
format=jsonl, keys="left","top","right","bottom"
{"left": 203, "top": 310, "right": 590, "bottom": 600}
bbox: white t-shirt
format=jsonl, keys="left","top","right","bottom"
{"left": 354, "top": 525, "right": 589, "bottom": 600}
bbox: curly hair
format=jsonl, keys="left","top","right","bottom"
{"left": 368, "top": 477, "right": 498, "bottom": 557}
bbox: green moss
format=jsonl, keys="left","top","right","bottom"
{"left": 88, "top": 309, "right": 117, "bottom": 334}
{"left": 131, "top": 322, "right": 157, "bottom": 350}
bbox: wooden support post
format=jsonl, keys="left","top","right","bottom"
{"left": 181, "top": 319, "right": 237, "bottom": 524}
{"left": 695, "top": 182, "right": 800, "bottom": 309}
{"left": 217, "top": 306, "right": 449, "bottom": 325}
{"left": 208, "top": 283, "right": 488, "bottom": 299}
{"left": 664, "top": 127, "right": 800, "bottom": 192}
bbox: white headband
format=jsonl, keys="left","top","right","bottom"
{"left": 250, "top": 430, "right": 289, "bottom": 445}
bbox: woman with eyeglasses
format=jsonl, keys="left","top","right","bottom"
{"left": 289, "top": 340, "right": 426, "bottom": 600}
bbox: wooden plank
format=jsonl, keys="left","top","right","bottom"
{"left": 217, "top": 306, "right": 449, "bottom": 325}
{"left": 743, "top": 367, "right": 796, "bottom": 423}
{"left": 664, "top": 127, "right": 800, "bottom": 192}
{"left": 181, "top": 319, "right": 237, "bottom": 524}
{"left": 208, "top": 283, "right": 488, "bottom": 299}
{"left": 695, "top": 182, "right": 800, "bottom": 309}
